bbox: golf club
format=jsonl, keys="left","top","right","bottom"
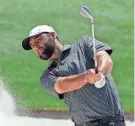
{"left": 80, "top": 6, "right": 105, "bottom": 88}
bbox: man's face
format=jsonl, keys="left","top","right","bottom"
{"left": 29, "top": 33, "right": 56, "bottom": 60}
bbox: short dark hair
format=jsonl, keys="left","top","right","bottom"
{"left": 34, "top": 32, "right": 49, "bottom": 38}
{"left": 34, "top": 32, "right": 62, "bottom": 44}
{"left": 42, "top": 32, "right": 60, "bottom": 41}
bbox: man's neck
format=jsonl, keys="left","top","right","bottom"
{"left": 49, "top": 44, "right": 64, "bottom": 61}
{"left": 55, "top": 39, "right": 64, "bottom": 52}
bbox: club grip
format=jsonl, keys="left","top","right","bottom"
{"left": 95, "top": 67, "right": 98, "bottom": 73}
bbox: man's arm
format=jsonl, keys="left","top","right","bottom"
{"left": 82, "top": 36, "right": 113, "bottom": 76}
{"left": 96, "top": 51, "right": 114, "bottom": 76}
{"left": 54, "top": 69, "right": 101, "bottom": 94}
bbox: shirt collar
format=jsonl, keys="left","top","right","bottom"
{"left": 48, "top": 45, "right": 71, "bottom": 67}
{"left": 61, "top": 45, "right": 71, "bottom": 52}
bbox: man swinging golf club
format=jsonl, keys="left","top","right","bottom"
{"left": 21, "top": 6, "right": 125, "bottom": 126}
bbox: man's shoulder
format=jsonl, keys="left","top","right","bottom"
{"left": 40, "top": 68, "right": 48, "bottom": 80}
{"left": 80, "top": 35, "right": 92, "bottom": 40}
{"left": 74, "top": 35, "right": 92, "bottom": 45}
{"left": 72, "top": 35, "right": 92, "bottom": 48}
{"left": 40, "top": 60, "right": 57, "bottom": 78}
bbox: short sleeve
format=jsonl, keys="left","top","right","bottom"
{"left": 40, "top": 69, "right": 64, "bottom": 99}
{"left": 83, "top": 36, "right": 113, "bottom": 58}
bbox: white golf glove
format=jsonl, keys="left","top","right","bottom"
{"left": 95, "top": 72, "right": 105, "bottom": 88}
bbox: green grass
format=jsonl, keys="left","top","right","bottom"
{"left": 0, "top": 0, "right": 133, "bottom": 111}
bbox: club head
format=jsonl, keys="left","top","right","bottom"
{"left": 80, "top": 6, "right": 93, "bottom": 19}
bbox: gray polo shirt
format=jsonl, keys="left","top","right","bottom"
{"left": 40, "top": 35, "right": 123, "bottom": 124}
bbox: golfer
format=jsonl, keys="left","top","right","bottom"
{"left": 22, "top": 25, "right": 125, "bottom": 126}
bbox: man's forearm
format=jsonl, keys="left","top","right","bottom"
{"left": 54, "top": 72, "right": 88, "bottom": 94}
{"left": 96, "top": 51, "right": 114, "bottom": 76}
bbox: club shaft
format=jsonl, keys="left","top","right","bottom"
{"left": 91, "top": 18, "right": 98, "bottom": 69}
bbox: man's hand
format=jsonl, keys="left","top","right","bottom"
{"left": 85, "top": 69, "right": 101, "bottom": 84}
{"left": 96, "top": 51, "right": 114, "bottom": 76}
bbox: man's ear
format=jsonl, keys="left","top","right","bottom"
{"left": 50, "top": 32, "right": 57, "bottom": 40}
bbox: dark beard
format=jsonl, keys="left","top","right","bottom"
{"left": 40, "top": 37, "right": 55, "bottom": 60}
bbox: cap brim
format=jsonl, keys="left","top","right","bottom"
{"left": 22, "top": 37, "right": 32, "bottom": 50}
